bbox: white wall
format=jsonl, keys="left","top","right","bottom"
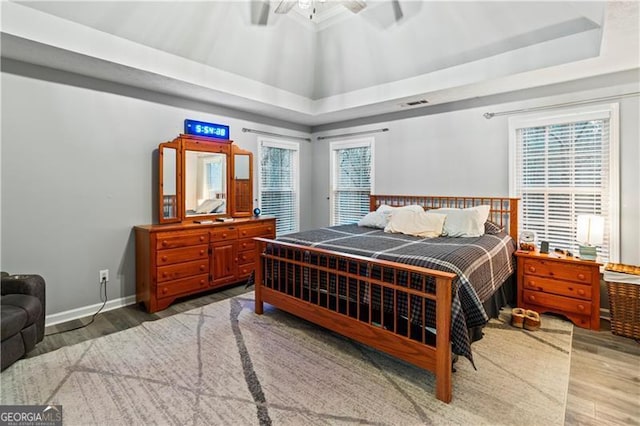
{"left": 311, "top": 79, "right": 640, "bottom": 265}
{"left": 1, "top": 69, "right": 312, "bottom": 316}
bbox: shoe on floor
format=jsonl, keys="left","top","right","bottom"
{"left": 524, "top": 310, "right": 541, "bottom": 331}
{"left": 511, "top": 308, "right": 526, "bottom": 328}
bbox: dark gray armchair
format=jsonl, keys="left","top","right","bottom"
{"left": 1, "top": 272, "right": 46, "bottom": 370}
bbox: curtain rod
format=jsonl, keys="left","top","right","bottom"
{"left": 241, "top": 128, "right": 311, "bottom": 142}
{"left": 483, "top": 92, "right": 639, "bottom": 119}
{"left": 316, "top": 128, "right": 389, "bottom": 141}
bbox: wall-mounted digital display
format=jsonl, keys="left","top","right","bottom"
{"left": 184, "top": 119, "right": 229, "bottom": 139}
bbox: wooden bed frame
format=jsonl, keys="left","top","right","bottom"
{"left": 254, "top": 195, "right": 518, "bottom": 403}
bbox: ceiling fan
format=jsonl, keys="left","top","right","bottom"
{"left": 274, "top": 0, "right": 367, "bottom": 20}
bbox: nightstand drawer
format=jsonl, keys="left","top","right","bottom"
{"left": 523, "top": 259, "right": 593, "bottom": 284}
{"left": 237, "top": 250, "right": 255, "bottom": 265}
{"left": 523, "top": 275, "right": 592, "bottom": 300}
{"left": 523, "top": 289, "right": 592, "bottom": 315}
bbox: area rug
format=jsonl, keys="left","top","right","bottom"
{"left": 0, "top": 293, "right": 572, "bottom": 425}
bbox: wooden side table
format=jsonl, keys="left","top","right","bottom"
{"left": 515, "top": 250, "right": 601, "bottom": 330}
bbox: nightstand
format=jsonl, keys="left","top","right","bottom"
{"left": 515, "top": 250, "right": 602, "bottom": 330}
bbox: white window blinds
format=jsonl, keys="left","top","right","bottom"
{"left": 331, "top": 139, "right": 374, "bottom": 226}
{"left": 510, "top": 105, "right": 619, "bottom": 263}
{"left": 258, "top": 140, "right": 299, "bottom": 235}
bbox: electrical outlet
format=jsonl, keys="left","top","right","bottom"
{"left": 99, "top": 269, "right": 109, "bottom": 283}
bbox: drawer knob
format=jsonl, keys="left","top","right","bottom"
{"left": 528, "top": 266, "right": 536, "bottom": 273}
{"left": 242, "top": 231, "right": 247, "bottom": 236}
{"left": 241, "top": 255, "right": 246, "bottom": 261}
{"left": 200, "top": 265, "right": 206, "bottom": 271}
{"left": 577, "top": 273, "right": 585, "bottom": 281}
{"left": 162, "top": 256, "right": 168, "bottom": 262}
{"left": 162, "top": 272, "right": 168, "bottom": 278}
{"left": 200, "top": 250, "right": 205, "bottom": 255}
{"left": 528, "top": 295, "right": 536, "bottom": 302}
{"left": 200, "top": 279, "right": 205, "bottom": 286}
{"left": 242, "top": 243, "right": 247, "bottom": 248}
{"left": 577, "top": 289, "right": 585, "bottom": 296}
{"left": 162, "top": 287, "right": 168, "bottom": 294}
{"left": 162, "top": 240, "right": 168, "bottom": 247}
{"left": 268, "top": 227, "right": 272, "bottom": 232}
{"left": 577, "top": 304, "right": 585, "bottom": 312}
{"left": 199, "top": 236, "right": 205, "bottom": 242}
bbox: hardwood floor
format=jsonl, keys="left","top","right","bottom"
{"left": 32, "top": 286, "right": 640, "bottom": 425}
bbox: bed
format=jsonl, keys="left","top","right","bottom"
{"left": 253, "top": 195, "right": 518, "bottom": 403}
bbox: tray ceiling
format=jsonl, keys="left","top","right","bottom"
{"left": 2, "top": 1, "right": 638, "bottom": 126}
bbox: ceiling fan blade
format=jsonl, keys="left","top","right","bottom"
{"left": 342, "top": 0, "right": 367, "bottom": 14}
{"left": 274, "top": 0, "right": 297, "bottom": 14}
{"left": 251, "top": 1, "right": 271, "bottom": 25}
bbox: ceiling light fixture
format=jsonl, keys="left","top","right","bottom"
{"left": 274, "top": 0, "right": 365, "bottom": 21}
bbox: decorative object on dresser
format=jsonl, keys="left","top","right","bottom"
{"left": 515, "top": 250, "right": 601, "bottom": 330}
{"left": 136, "top": 134, "right": 274, "bottom": 313}
{"left": 576, "top": 214, "right": 605, "bottom": 261}
{"left": 518, "top": 230, "right": 536, "bottom": 251}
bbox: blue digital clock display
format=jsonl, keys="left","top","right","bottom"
{"left": 184, "top": 119, "right": 230, "bottom": 139}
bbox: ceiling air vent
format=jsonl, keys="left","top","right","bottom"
{"left": 399, "top": 99, "right": 429, "bottom": 107}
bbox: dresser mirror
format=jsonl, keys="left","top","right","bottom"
{"left": 230, "top": 147, "right": 253, "bottom": 217}
{"left": 159, "top": 142, "right": 180, "bottom": 222}
{"left": 158, "top": 134, "right": 252, "bottom": 224}
{"left": 184, "top": 151, "right": 227, "bottom": 217}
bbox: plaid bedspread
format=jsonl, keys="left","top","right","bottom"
{"left": 277, "top": 224, "right": 516, "bottom": 363}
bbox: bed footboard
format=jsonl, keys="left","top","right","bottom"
{"left": 254, "top": 238, "right": 457, "bottom": 403}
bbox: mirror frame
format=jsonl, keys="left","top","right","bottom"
{"left": 230, "top": 145, "right": 253, "bottom": 217}
{"left": 158, "top": 134, "right": 253, "bottom": 223}
{"left": 158, "top": 140, "right": 181, "bottom": 224}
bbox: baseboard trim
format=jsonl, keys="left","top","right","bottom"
{"left": 45, "top": 295, "right": 137, "bottom": 327}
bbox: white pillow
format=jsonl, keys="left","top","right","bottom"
{"left": 432, "top": 205, "right": 491, "bottom": 237}
{"left": 358, "top": 211, "right": 388, "bottom": 229}
{"left": 384, "top": 209, "right": 447, "bottom": 238}
{"left": 377, "top": 204, "right": 424, "bottom": 214}
{"left": 359, "top": 204, "right": 425, "bottom": 229}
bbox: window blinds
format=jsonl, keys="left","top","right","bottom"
{"left": 259, "top": 141, "right": 299, "bottom": 235}
{"left": 331, "top": 141, "right": 373, "bottom": 226}
{"left": 515, "top": 117, "right": 612, "bottom": 262}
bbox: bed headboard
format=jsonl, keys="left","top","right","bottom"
{"left": 369, "top": 195, "right": 519, "bottom": 242}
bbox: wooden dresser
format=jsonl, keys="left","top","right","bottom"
{"left": 515, "top": 250, "right": 601, "bottom": 330}
{"left": 135, "top": 217, "right": 275, "bottom": 313}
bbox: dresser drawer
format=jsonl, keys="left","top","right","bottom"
{"left": 238, "top": 238, "right": 256, "bottom": 252}
{"left": 157, "top": 259, "right": 209, "bottom": 282}
{"left": 238, "top": 224, "right": 275, "bottom": 239}
{"left": 156, "top": 244, "right": 208, "bottom": 266}
{"left": 238, "top": 264, "right": 255, "bottom": 278}
{"left": 237, "top": 250, "right": 256, "bottom": 265}
{"left": 523, "top": 274, "right": 592, "bottom": 300}
{"left": 157, "top": 274, "right": 209, "bottom": 298}
{"left": 523, "top": 289, "right": 592, "bottom": 315}
{"left": 522, "top": 259, "right": 593, "bottom": 284}
{"left": 156, "top": 231, "right": 209, "bottom": 250}
{"left": 210, "top": 228, "right": 238, "bottom": 242}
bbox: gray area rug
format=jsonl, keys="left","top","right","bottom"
{"left": 0, "top": 293, "right": 572, "bottom": 425}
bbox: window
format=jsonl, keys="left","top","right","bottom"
{"left": 258, "top": 139, "right": 299, "bottom": 235}
{"left": 330, "top": 138, "right": 374, "bottom": 226}
{"left": 509, "top": 104, "right": 619, "bottom": 263}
